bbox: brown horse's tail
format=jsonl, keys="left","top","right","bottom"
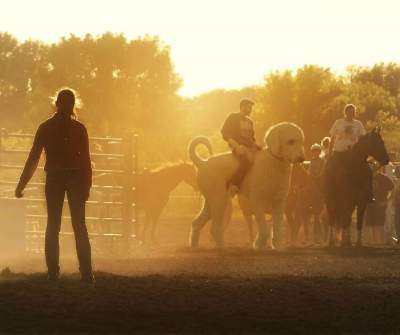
{"left": 188, "top": 136, "right": 213, "bottom": 168}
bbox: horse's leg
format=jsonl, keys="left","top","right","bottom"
{"left": 320, "top": 206, "right": 328, "bottom": 244}
{"left": 189, "top": 199, "right": 211, "bottom": 248}
{"left": 151, "top": 218, "right": 159, "bottom": 244}
{"left": 356, "top": 204, "right": 366, "bottom": 247}
{"left": 223, "top": 198, "right": 233, "bottom": 232}
{"left": 285, "top": 211, "right": 293, "bottom": 245}
{"left": 238, "top": 195, "right": 254, "bottom": 244}
{"left": 149, "top": 201, "right": 167, "bottom": 245}
{"left": 341, "top": 210, "right": 353, "bottom": 247}
{"left": 244, "top": 214, "right": 254, "bottom": 245}
{"left": 394, "top": 203, "right": 400, "bottom": 244}
{"left": 291, "top": 206, "right": 302, "bottom": 246}
{"left": 326, "top": 203, "right": 337, "bottom": 247}
{"left": 285, "top": 196, "right": 297, "bottom": 246}
{"left": 252, "top": 197, "right": 271, "bottom": 249}
{"left": 313, "top": 212, "right": 320, "bottom": 244}
{"left": 303, "top": 212, "right": 311, "bottom": 246}
{"left": 210, "top": 196, "right": 228, "bottom": 248}
{"left": 253, "top": 209, "right": 269, "bottom": 249}
{"left": 141, "top": 213, "right": 151, "bottom": 244}
{"left": 272, "top": 201, "right": 285, "bottom": 249}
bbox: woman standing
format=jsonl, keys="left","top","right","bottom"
{"left": 15, "top": 88, "right": 94, "bottom": 283}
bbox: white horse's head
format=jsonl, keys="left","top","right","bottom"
{"left": 264, "top": 122, "right": 305, "bottom": 164}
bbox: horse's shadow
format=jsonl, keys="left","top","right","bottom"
{"left": 323, "top": 245, "right": 400, "bottom": 258}
{"left": 176, "top": 245, "right": 400, "bottom": 259}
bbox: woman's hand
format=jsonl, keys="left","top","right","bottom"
{"left": 15, "top": 185, "right": 24, "bottom": 198}
{"left": 84, "top": 188, "right": 90, "bottom": 201}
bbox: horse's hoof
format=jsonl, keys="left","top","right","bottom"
{"left": 253, "top": 241, "right": 266, "bottom": 250}
{"left": 188, "top": 243, "right": 199, "bottom": 249}
{"left": 341, "top": 241, "right": 353, "bottom": 248}
{"left": 328, "top": 238, "right": 336, "bottom": 248}
{"left": 189, "top": 232, "right": 200, "bottom": 248}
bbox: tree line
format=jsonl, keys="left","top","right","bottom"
{"left": 1, "top": 32, "right": 400, "bottom": 163}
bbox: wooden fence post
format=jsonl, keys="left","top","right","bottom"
{"left": 133, "top": 134, "right": 139, "bottom": 236}
{"left": 122, "top": 131, "right": 134, "bottom": 254}
{"left": 0, "top": 128, "right": 4, "bottom": 165}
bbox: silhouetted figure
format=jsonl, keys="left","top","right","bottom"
{"left": 326, "top": 103, "right": 373, "bottom": 203}
{"left": 221, "top": 98, "right": 260, "bottom": 195}
{"left": 307, "top": 143, "right": 326, "bottom": 244}
{"left": 366, "top": 166, "right": 394, "bottom": 243}
{"left": 15, "top": 88, "right": 94, "bottom": 284}
{"left": 320, "top": 136, "right": 330, "bottom": 161}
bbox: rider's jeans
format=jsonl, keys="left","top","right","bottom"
{"left": 230, "top": 150, "right": 252, "bottom": 187}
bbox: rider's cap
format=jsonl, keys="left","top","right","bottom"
{"left": 310, "top": 143, "right": 322, "bottom": 151}
{"left": 240, "top": 98, "right": 255, "bottom": 109}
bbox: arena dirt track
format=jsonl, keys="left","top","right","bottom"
{"left": 2, "top": 246, "right": 400, "bottom": 333}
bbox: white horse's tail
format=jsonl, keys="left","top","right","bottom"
{"left": 188, "top": 136, "right": 213, "bottom": 168}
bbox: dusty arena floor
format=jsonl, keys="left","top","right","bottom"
{"left": 2, "top": 245, "right": 400, "bottom": 334}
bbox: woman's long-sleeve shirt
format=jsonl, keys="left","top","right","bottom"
{"left": 17, "top": 113, "right": 92, "bottom": 191}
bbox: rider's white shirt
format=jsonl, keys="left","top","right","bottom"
{"left": 330, "top": 118, "right": 366, "bottom": 152}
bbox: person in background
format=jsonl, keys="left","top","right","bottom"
{"left": 326, "top": 103, "right": 373, "bottom": 202}
{"left": 365, "top": 164, "right": 394, "bottom": 244}
{"left": 221, "top": 98, "right": 261, "bottom": 195}
{"left": 306, "top": 143, "right": 326, "bottom": 244}
{"left": 319, "top": 137, "right": 331, "bottom": 241}
{"left": 383, "top": 155, "right": 398, "bottom": 243}
{"left": 15, "top": 88, "right": 94, "bottom": 284}
{"left": 393, "top": 165, "right": 400, "bottom": 243}
{"left": 320, "top": 137, "right": 330, "bottom": 161}
{"left": 309, "top": 143, "right": 325, "bottom": 180}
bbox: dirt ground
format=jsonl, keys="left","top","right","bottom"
{"left": 1, "top": 217, "right": 400, "bottom": 334}
{"left": 2, "top": 244, "right": 400, "bottom": 334}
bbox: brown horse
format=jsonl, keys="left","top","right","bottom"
{"left": 137, "top": 162, "right": 197, "bottom": 243}
{"left": 286, "top": 163, "right": 325, "bottom": 245}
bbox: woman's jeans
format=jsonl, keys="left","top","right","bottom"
{"left": 45, "top": 170, "right": 92, "bottom": 276}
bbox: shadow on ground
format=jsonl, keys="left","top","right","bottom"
{"left": 1, "top": 267, "right": 400, "bottom": 333}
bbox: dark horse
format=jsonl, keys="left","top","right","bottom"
{"left": 326, "top": 127, "right": 390, "bottom": 247}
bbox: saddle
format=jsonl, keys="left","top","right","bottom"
{"left": 232, "top": 145, "right": 259, "bottom": 163}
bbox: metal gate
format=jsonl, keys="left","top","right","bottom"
{"left": 0, "top": 128, "right": 139, "bottom": 256}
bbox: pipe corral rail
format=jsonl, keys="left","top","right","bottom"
{"left": 0, "top": 128, "right": 139, "bottom": 255}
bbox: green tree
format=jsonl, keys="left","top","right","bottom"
{"left": 257, "top": 65, "right": 343, "bottom": 147}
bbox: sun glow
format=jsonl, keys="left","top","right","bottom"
{"left": 2, "top": 0, "right": 400, "bottom": 96}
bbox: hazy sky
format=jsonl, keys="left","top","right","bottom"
{"left": 1, "top": 0, "right": 400, "bottom": 96}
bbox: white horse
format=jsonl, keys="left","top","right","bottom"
{"left": 188, "top": 122, "right": 305, "bottom": 249}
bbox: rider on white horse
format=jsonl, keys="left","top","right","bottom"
{"left": 220, "top": 98, "right": 261, "bottom": 195}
